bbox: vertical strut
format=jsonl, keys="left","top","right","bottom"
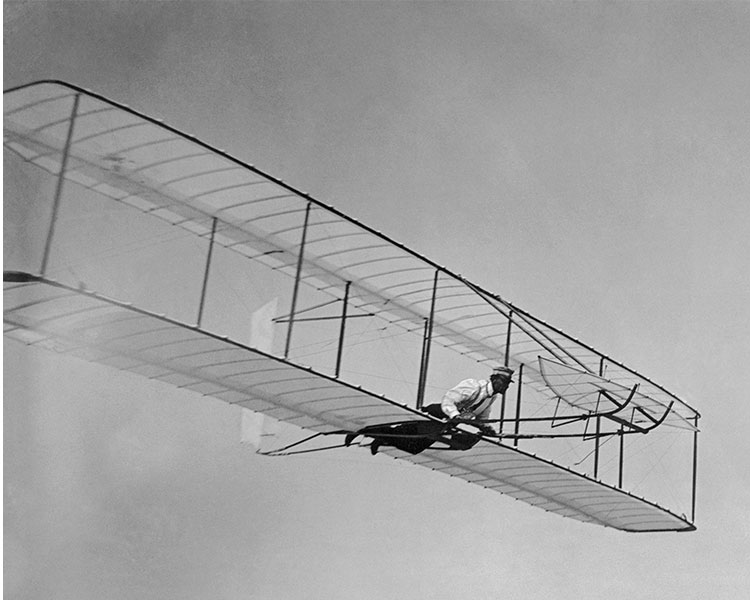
{"left": 618, "top": 427, "right": 624, "bottom": 488}
{"left": 513, "top": 363, "right": 523, "bottom": 447}
{"left": 594, "top": 417, "right": 601, "bottom": 478}
{"left": 691, "top": 415, "right": 699, "bottom": 523}
{"left": 284, "top": 202, "right": 312, "bottom": 358}
{"left": 41, "top": 93, "right": 81, "bottom": 276}
{"left": 594, "top": 357, "right": 605, "bottom": 477}
{"left": 416, "top": 270, "right": 439, "bottom": 409}
{"left": 335, "top": 281, "right": 351, "bottom": 378}
{"left": 499, "top": 310, "right": 514, "bottom": 434}
{"left": 416, "top": 318, "right": 429, "bottom": 409}
{"left": 197, "top": 217, "right": 218, "bottom": 327}
{"left": 504, "top": 310, "right": 514, "bottom": 366}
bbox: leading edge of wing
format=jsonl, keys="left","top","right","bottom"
{"left": 2, "top": 80, "right": 700, "bottom": 425}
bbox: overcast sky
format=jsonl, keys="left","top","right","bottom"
{"left": 4, "top": 2, "right": 750, "bottom": 599}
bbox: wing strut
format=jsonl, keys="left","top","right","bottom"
{"left": 256, "top": 430, "right": 351, "bottom": 457}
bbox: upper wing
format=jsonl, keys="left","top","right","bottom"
{"left": 3, "top": 80, "right": 699, "bottom": 429}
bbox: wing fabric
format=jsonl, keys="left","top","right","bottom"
{"left": 3, "top": 276, "right": 693, "bottom": 532}
{"left": 4, "top": 81, "right": 699, "bottom": 532}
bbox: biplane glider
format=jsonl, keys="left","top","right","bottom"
{"left": 4, "top": 81, "right": 700, "bottom": 532}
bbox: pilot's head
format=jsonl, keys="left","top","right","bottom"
{"left": 490, "top": 365, "right": 514, "bottom": 393}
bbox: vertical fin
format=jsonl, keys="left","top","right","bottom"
{"left": 241, "top": 409, "right": 280, "bottom": 451}
{"left": 242, "top": 298, "right": 280, "bottom": 448}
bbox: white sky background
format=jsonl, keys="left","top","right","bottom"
{"left": 3, "top": 2, "right": 750, "bottom": 598}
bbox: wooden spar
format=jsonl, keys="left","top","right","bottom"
{"left": 197, "top": 217, "right": 218, "bottom": 327}
{"left": 335, "top": 281, "right": 351, "bottom": 378}
{"left": 284, "top": 202, "right": 312, "bottom": 358}
{"left": 416, "top": 270, "right": 439, "bottom": 409}
{"left": 41, "top": 93, "right": 80, "bottom": 276}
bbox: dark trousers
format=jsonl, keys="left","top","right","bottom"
{"left": 362, "top": 403, "right": 480, "bottom": 454}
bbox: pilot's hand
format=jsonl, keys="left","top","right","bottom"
{"left": 450, "top": 412, "right": 476, "bottom": 423}
{"left": 477, "top": 423, "right": 495, "bottom": 436}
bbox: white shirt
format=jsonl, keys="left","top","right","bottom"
{"left": 441, "top": 378, "right": 498, "bottom": 420}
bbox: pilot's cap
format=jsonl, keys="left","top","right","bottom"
{"left": 491, "top": 365, "right": 514, "bottom": 382}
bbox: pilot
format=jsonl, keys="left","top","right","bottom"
{"left": 434, "top": 365, "right": 515, "bottom": 434}
{"left": 360, "top": 365, "right": 514, "bottom": 455}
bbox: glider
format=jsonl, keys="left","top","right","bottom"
{"left": 4, "top": 81, "right": 700, "bottom": 532}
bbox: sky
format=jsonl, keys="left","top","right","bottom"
{"left": 4, "top": 2, "right": 750, "bottom": 599}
